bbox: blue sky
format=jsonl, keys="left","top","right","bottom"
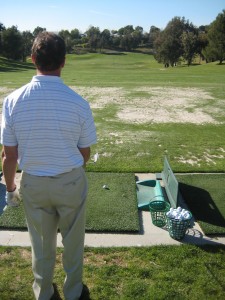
{"left": 1, "top": 0, "right": 224, "bottom": 33}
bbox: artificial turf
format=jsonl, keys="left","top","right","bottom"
{"left": 0, "top": 172, "right": 140, "bottom": 233}
{"left": 0, "top": 172, "right": 224, "bottom": 236}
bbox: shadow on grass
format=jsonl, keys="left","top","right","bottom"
{"left": 178, "top": 227, "right": 225, "bottom": 246}
{"left": 51, "top": 283, "right": 63, "bottom": 300}
{"left": 0, "top": 183, "right": 6, "bottom": 215}
{"left": 179, "top": 182, "right": 225, "bottom": 230}
{"left": 0, "top": 57, "right": 34, "bottom": 72}
{"left": 133, "top": 49, "right": 154, "bottom": 55}
{"left": 179, "top": 63, "right": 202, "bottom": 67}
{"left": 51, "top": 283, "right": 91, "bottom": 300}
{"left": 102, "top": 51, "right": 126, "bottom": 55}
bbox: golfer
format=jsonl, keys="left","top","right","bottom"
{"left": 1, "top": 32, "right": 97, "bottom": 300}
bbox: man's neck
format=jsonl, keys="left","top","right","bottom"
{"left": 36, "top": 69, "right": 61, "bottom": 77}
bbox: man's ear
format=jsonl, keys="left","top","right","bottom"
{"left": 61, "top": 57, "right": 66, "bottom": 68}
{"left": 31, "top": 54, "right": 36, "bottom": 65}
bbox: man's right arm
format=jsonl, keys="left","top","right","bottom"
{"left": 78, "top": 147, "right": 91, "bottom": 167}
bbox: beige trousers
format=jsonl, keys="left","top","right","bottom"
{"left": 20, "top": 167, "right": 88, "bottom": 300}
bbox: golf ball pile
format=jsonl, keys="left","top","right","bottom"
{"left": 166, "top": 207, "right": 191, "bottom": 220}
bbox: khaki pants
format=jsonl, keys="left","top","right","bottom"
{"left": 20, "top": 167, "right": 88, "bottom": 300}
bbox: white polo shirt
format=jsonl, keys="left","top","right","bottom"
{"left": 1, "top": 75, "right": 97, "bottom": 176}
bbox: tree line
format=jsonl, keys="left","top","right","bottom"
{"left": 0, "top": 9, "right": 224, "bottom": 66}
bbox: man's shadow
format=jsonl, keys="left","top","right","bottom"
{"left": 51, "top": 283, "right": 92, "bottom": 300}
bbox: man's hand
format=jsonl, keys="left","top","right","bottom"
{"left": 5, "top": 187, "right": 20, "bottom": 207}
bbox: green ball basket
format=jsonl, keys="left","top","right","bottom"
{"left": 149, "top": 200, "right": 171, "bottom": 227}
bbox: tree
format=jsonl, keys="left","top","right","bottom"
{"left": 111, "top": 30, "right": 120, "bottom": 48}
{"left": 118, "top": 25, "right": 134, "bottom": 36}
{"left": 58, "top": 30, "right": 73, "bottom": 53}
{"left": 133, "top": 26, "right": 144, "bottom": 47}
{"left": 1, "top": 26, "right": 23, "bottom": 60}
{"left": 85, "top": 26, "right": 101, "bottom": 51}
{"left": 149, "top": 26, "right": 160, "bottom": 48}
{"left": 33, "top": 26, "right": 46, "bottom": 37}
{"left": 0, "top": 22, "right": 6, "bottom": 54}
{"left": 205, "top": 10, "right": 225, "bottom": 64}
{"left": 70, "top": 28, "right": 81, "bottom": 45}
{"left": 120, "top": 34, "right": 133, "bottom": 51}
{"left": 0, "top": 23, "right": 5, "bottom": 32}
{"left": 118, "top": 25, "right": 132, "bottom": 50}
{"left": 117, "top": 25, "right": 143, "bottom": 50}
{"left": 202, "top": 46, "right": 218, "bottom": 63}
{"left": 196, "top": 27, "right": 208, "bottom": 62}
{"left": 99, "top": 29, "right": 111, "bottom": 51}
{"left": 181, "top": 29, "right": 199, "bottom": 66}
{"left": 21, "top": 30, "right": 33, "bottom": 61}
{"left": 154, "top": 17, "right": 185, "bottom": 66}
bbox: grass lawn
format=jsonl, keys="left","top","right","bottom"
{"left": 0, "top": 53, "right": 225, "bottom": 299}
{"left": 0, "top": 245, "right": 225, "bottom": 299}
{"left": 1, "top": 53, "right": 225, "bottom": 173}
{"left": 177, "top": 174, "right": 225, "bottom": 235}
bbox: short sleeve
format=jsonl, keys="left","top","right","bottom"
{"left": 1, "top": 98, "right": 18, "bottom": 146}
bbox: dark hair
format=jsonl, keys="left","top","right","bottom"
{"left": 31, "top": 32, "right": 66, "bottom": 71}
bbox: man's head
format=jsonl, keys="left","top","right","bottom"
{"left": 31, "top": 32, "right": 66, "bottom": 73}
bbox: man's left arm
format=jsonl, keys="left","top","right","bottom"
{"left": 2, "top": 145, "right": 18, "bottom": 192}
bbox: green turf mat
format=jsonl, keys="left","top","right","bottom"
{"left": 0, "top": 172, "right": 140, "bottom": 233}
{"left": 177, "top": 174, "right": 225, "bottom": 235}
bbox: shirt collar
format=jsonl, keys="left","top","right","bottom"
{"left": 32, "top": 75, "right": 63, "bottom": 83}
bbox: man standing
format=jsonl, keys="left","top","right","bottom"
{"left": 1, "top": 32, "right": 97, "bottom": 300}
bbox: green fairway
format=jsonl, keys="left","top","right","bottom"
{"left": 1, "top": 53, "right": 224, "bottom": 88}
{"left": 1, "top": 53, "right": 224, "bottom": 173}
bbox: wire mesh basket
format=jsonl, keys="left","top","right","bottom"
{"left": 149, "top": 200, "right": 171, "bottom": 227}
{"left": 166, "top": 213, "right": 192, "bottom": 240}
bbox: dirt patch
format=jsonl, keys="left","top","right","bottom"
{"left": 73, "top": 86, "right": 124, "bottom": 109}
{"left": 0, "top": 87, "right": 15, "bottom": 123}
{"left": 72, "top": 86, "right": 219, "bottom": 124}
{"left": 0, "top": 87, "right": 14, "bottom": 101}
{"left": 176, "top": 148, "right": 225, "bottom": 166}
{"left": 118, "top": 87, "right": 217, "bottom": 124}
{"left": 0, "top": 87, "right": 14, "bottom": 94}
